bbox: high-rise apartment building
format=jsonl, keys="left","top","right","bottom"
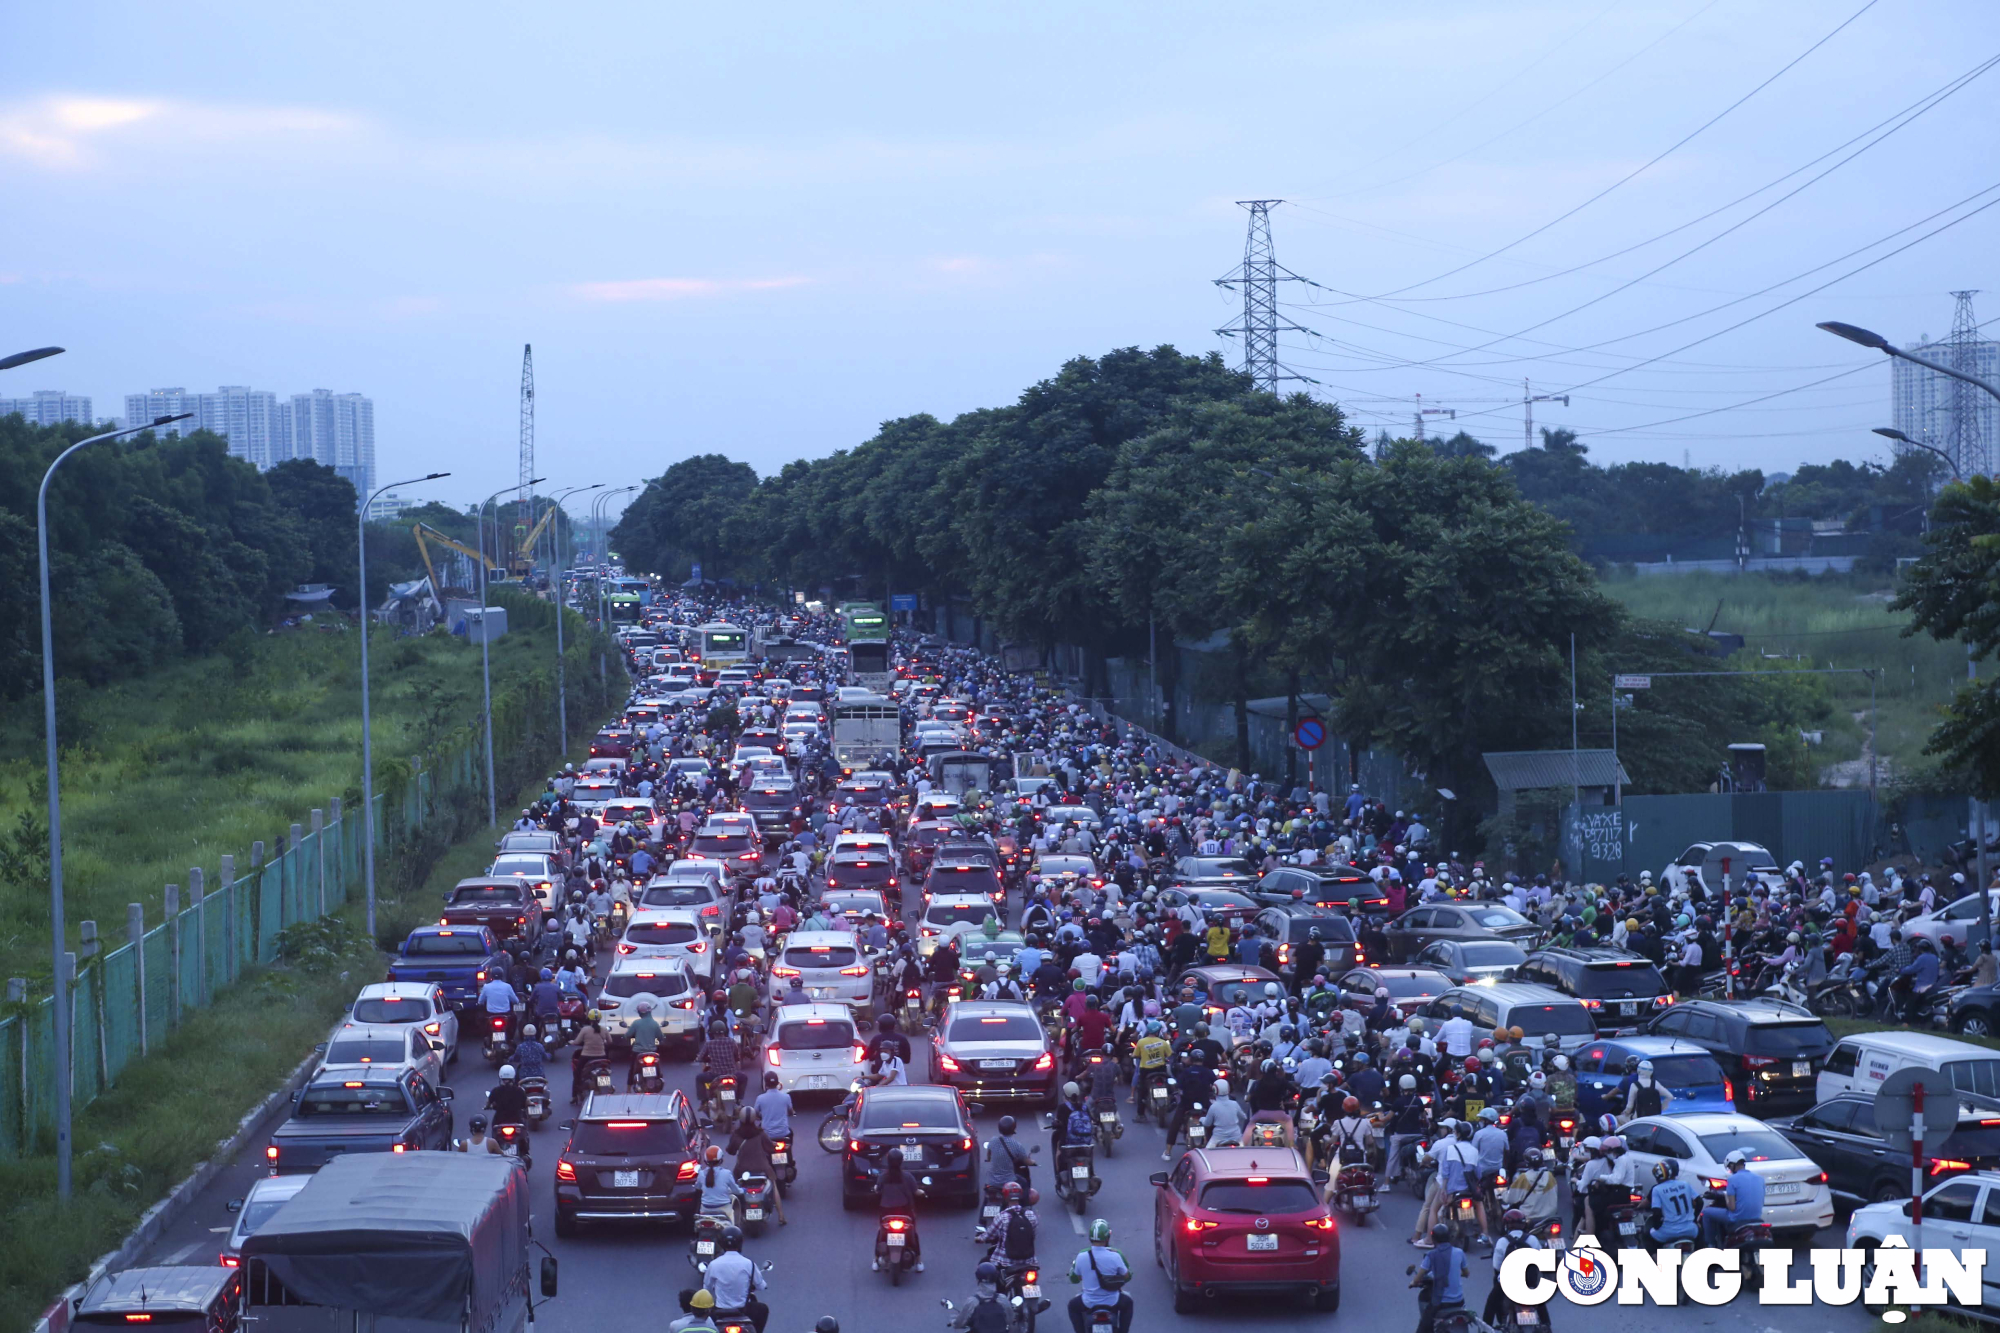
{"left": 120, "top": 385, "right": 376, "bottom": 503}
{"left": 289, "top": 389, "right": 375, "bottom": 500}
{"left": 0, "top": 390, "right": 93, "bottom": 426}
{"left": 1890, "top": 301, "right": 2000, "bottom": 479}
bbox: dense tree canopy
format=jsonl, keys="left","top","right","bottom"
{"left": 1892, "top": 474, "right": 2000, "bottom": 795}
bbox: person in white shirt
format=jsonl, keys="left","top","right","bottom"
{"left": 1436, "top": 1012, "right": 1475, "bottom": 1059}
{"left": 1072, "top": 951, "right": 1104, "bottom": 987}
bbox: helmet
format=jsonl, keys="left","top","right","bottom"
{"left": 1430, "top": 1221, "right": 1453, "bottom": 1243}
{"left": 1089, "top": 1219, "right": 1113, "bottom": 1244}
{"left": 1264, "top": 982, "right": 1281, "bottom": 998}
{"left": 975, "top": 1261, "right": 999, "bottom": 1284}
{"left": 1528, "top": 1071, "right": 1547, "bottom": 1089}
{"left": 704, "top": 1144, "right": 723, "bottom": 1163}
{"left": 1522, "top": 1147, "right": 1545, "bottom": 1168}
{"left": 764, "top": 1071, "right": 780, "bottom": 1089}
{"left": 586, "top": 1009, "right": 600, "bottom": 1023}
{"left": 1375, "top": 986, "right": 1391, "bottom": 998}
{"left": 1582, "top": 1135, "right": 1602, "bottom": 1152}
{"left": 636, "top": 1001, "right": 653, "bottom": 1015}
{"left": 720, "top": 1225, "right": 744, "bottom": 1252}
{"left": 1603, "top": 1135, "right": 1625, "bottom": 1152}
{"left": 879, "top": 1013, "right": 899, "bottom": 1033}
{"left": 1597, "top": 1113, "right": 1619, "bottom": 1135}
{"left": 1399, "top": 1074, "right": 1417, "bottom": 1090}
{"left": 520, "top": 1022, "right": 538, "bottom": 1040}
{"left": 1725, "top": 1150, "right": 1748, "bottom": 1170}
{"left": 690, "top": 1293, "right": 715, "bottom": 1311}
{"left": 1479, "top": 1106, "right": 1500, "bottom": 1123}
{"left": 1063, "top": 1082, "right": 1081, "bottom": 1100}
{"left": 1653, "top": 1158, "right": 1680, "bottom": 1182}
{"left": 1213, "top": 1079, "right": 1230, "bottom": 1097}
{"left": 1623, "top": 1055, "right": 1640, "bottom": 1073}
{"left": 1503, "top": 1208, "right": 1527, "bottom": 1230}
{"left": 1343, "top": 1096, "right": 1361, "bottom": 1114}
{"left": 1637, "top": 1059, "right": 1655, "bottom": 1078}
{"left": 998, "top": 1115, "right": 1017, "bottom": 1135}
{"left": 497, "top": 1064, "right": 516, "bottom": 1082}
{"left": 469, "top": 1115, "right": 488, "bottom": 1132}
{"left": 887, "top": 1149, "right": 905, "bottom": 1167}
{"left": 815, "top": 1320, "right": 841, "bottom": 1333}
{"left": 1000, "top": 1180, "right": 1024, "bottom": 1202}
{"left": 1553, "top": 1055, "right": 1570, "bottom": 1072}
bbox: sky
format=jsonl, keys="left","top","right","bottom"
{"left": 4, "top": 0, "right": 1998, "bottom": 516}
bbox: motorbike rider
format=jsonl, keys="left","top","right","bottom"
{"left": 1432, "top": 1120, "right": 1486, "bottom": 1245}
{"left": 1618, "top": 1059, "right": 1672, "bottom": 1123}
{"left": 1412, "top": 1221, "right": 1469, "bottom": 1333}
{"left": 1385, "top": 1074, "right": 1430, "bottom": 1184}
{"left": 513, "top": 1025, "right": 548, "bottom": 1082}
{"left": 1482, "top": 1209, "right": 1550, "bottom": 1331}
{"left": 670, "top": 1290, "right": 722, "bottom": 1333}
{"left": 569, "top": 1009, "right": 610, "bottom": 1104}
{"left": 1066, "top": 1220, "right": 1133, "bottom": 1333}
{"left": 753, "top": 1071, "right": 794, "bottom": 1144}
{"left": 1330, "top": 1095, "right": 1375, "bottom": 1168}
{"left": 697, "top": 1019, "right": 742, "bottom": 1111}
{"left": 1053, "top": 1082, "right": 1096, "bottom": 1165}
{"left": 697, "top": 1142, "right": 746, "bottom": 1221}
{"left": 699, "top": 1225, "right": 769, "bottom": 1332}
{"left": 455, "top": 1114, "right": 500, "bottom": 1155}
{"left": 1200, "top": 1077, "right": 1249, "bottom": 1149}
{"left": 873, "top": 1148, "right": 924, "bottom": 1273}
{"left": 478, "top": 971, "right": 521, "bottom": 1046}
{"left": 626, "top": 1001, "right": 664, "bottom": 1087}
{"left": 486, "top": 1064, "right": 529, "bottom": 1129}
{"left": 728, "top": 1108, "right": 786, "bottom": 1225}
{"left": 1648, "top": 1157, "right": 1700, "bottom": 1247}
{"left": 1501, "top": 1146, "right": 1561, "bottom": 1231}
{"left": 1699, "top": 1149, "right": 1766, "bottom": 1248}
{"left": 1131, "top": 1020, "right": 1171, "bottom": 1106}
{"left": 1587, "top": 1134, "right": 1638, "bottom": 1251}
{"left": 945, "top": 1263, "right": 1013, "bottom": 1333}
{"left": 984, "top": 1179, "right": 1040, "bottom": 1275}
{"left": 986, "top": 1114, "right": 1037, "bottom": 1189}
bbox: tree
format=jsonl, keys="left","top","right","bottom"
{"left": 265, "top": 459, "right": 360, "bottom": 604}
{"left": 612, "top": 455, "right": 761, "bottom": 583}
{"left": 1892, "top": 474, "right": 2000, "bottom": 794}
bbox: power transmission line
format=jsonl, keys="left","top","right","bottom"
{"left": 1214, "top": 201, "right": 1308, "bottom": 393}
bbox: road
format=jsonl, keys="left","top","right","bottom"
{"left": 135, "top": 1029, "right": 1890, "bottom": 1333}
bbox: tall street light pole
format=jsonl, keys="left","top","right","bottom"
{"left": 1873, "top": 426, "right": 1963, "bottom": 482}
{"left": 478, "top": 477, "right": 545, "bottom": 825}
{"left": 358, "top": 472, "right": 450, "bottom": 939}
{"left": 1, "top": 346, "right": 64, "bottom": 370}
{"left": 594, "top": 485, "right": 640, "bottom": 648}
{"left": 37, "top": 411, "right": 192, "bottom": 1199}
{"left": 548, "top": 483, "right": 601, "bottom": 747}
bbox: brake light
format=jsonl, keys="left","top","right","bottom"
{"left": 123, "top": 1316, "right": 152, "bottom": 1323}
{"left": 1930, "top": 1159, "right": 1971, "bottom": 1175}
{"left": 772, "top": 965, "right": 800, "bottom": 978}
{"left": 688, "top": 940, "right": 707, "bottom": 953}
{"left": 1724, "top": 1080, "right": 1734, "bottom": 1102}
{"left": 266, "top": 1146, "right": 279, "bottom": 1161}
{"left": 961, "top": 1137, "right": 974, "bottom": 1152}
{"left": 840, "top": 965, "right": 869, "bottom": 977}
{"left": 1304, "top": 1216, "right": 1335, "bottom": 1232}
{"left": 220, "top": 1255, "right": 239, "bottom": 1267}
{"left": 886, "top": 1217, "right": 908, "bottom": 1232}
{"left": 678, "top": 1160, "right": 701, "bottom": 1180}
{"left": 853, "top": 1045, "right": 868, "bottom": 1063}
{"left": 491, "top": 1017, "right": 507, "bottom": 1030}
{"left": 939, "top": 1053, "right": 961, "bottom": 1073}
{"left": 1033, "top": 1052, "right": 1054, "bottom": 1072}
{"left": 1185, "top": 1218, "right": 1218, "bottom": 1233}
{"left": 392, "top": 1143, "right": 408, "bottom": 1153}
{"left": 768, "top": 1047, "right": 782, "bottom": 1066}
{"left": 556, "top": 1158, "right": 577, "bottom": 1181}
{"left": 476, "top": 971, "right": 487, "bottom": 982}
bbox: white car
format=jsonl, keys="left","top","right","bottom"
{"left": 617, "top": 908, "right": 716, "bottom": 983}
{"left": 1847, "top": 1169, "right": 2000, "bottom": 1309}
{"left": 1902, "top": 889, "right": 2000, "bottom": 951}
{"left": 770, "top": 930, "right": 875, "bottom": 1011}
{"left": 316, "top": 1020, "right": 445, "bottom": 1090}
{"left": 635, "top": 872, "right": 729, "bottom": 931}
{"left": 597, "top": 955, "right": 701, "bottom": 1052}
{"left": 765, "top": 1003, "right": 867, "bottom": 1096}
{"left": 831, "top": 831, "right": 894, "bottom": 860}
{"left": 222, "top": 1174, "right": 312, "bottom": 1266}
{"left": 1619, "top": 1112, "right": 1836, "bottom": 1238}
{"left": 347, "top": 981, "right": 458, "bottom": 1053}
{"left": 917, "top": 894, "right": 1001, "bottom": 956}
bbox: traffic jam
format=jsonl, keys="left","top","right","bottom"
{"left": 195, "top": 581, "right": 2000, "bottom": 1333}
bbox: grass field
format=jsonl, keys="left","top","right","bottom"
{"left": 1599, "top": 571, "right": 1968, "bottom": 785}
{"left": 0, "top": 604, "right": 600, "bottom": 982}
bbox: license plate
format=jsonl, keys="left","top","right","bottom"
{"left": 1518, "top": 1310, "right": 1540, "bottom": 1325}
{"left": 980, "top": 1060, "right": 1013, "bottom": 1070}
{"left": 1620, "top": 1003, "right": 1635, "bottom": 1017}
{"left": 773, "top": 1152, "right": 789, "bottom": 1164}
{"left": 983, "top": 1205, "right": 1000, "bottom": 1218}
{"left": 811, "top": 987, "right": 839, "bottom": 998}
{"left": 887, "top": 1232, "right": 906, "bottom": 1247}
{"left": 1072, "top": 1166, "right": 1090, "bottom": 1179}
{"left": 1793, "top": 1061, "right": 1811, "bottom": 1077}
{"left": 746, "top": 1208, "right": 764, "bottom": 1220}
{"left": 697, "top": 1240, "right": 716, "bottom": 1254}
{"left": 1618, "top": 1221, "right": 1638, "bottom": 1235}
{"left": 614, "top": 1170, "right": 639, "bottom": 1187}
{"left": 721, "top": 1089, "right": 736, "bottom": 1101}
{"left": 1022, "top": 1284, "right": 1040, "bottom": 1298}
{"left": 1151, "top": 1088, "right": 1168, "bottom": 1101}
{"left": 1247, "top": 1234, "right": 1278, "bottom": 1252}
{"left": 1766, "top": 1182, "right": 1801, "bottom": 1197}
{"left": 1357, "top": 1194, "right": 1376, "bottom": 1208}
{"left": 1558, "top": 1136, "right": 1572, "bottom": 1148}
{"left": 1099, "top": 1112, "right": 1117, "bottom": 1123}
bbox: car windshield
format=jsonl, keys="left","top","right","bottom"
{"left": 962, "top": 937, "right": 1024, "bottom": 962}
{"left": 640, "top": 886, "right": 714, "bottom": 908}
{"left": 825, "top": 894, "right": 884, "bottom": 916}
{"left": 602, "top": 805, "right": 653, "bottom": 823}
{"left": 1288, "top": 916, "right": 1355, "bottom": 942}
{"left": 1374, "top": 973, "right": 1448, "bottom": 997}
{"left": 1574, "top": 963, "right": 1667, "bottom": 998}
{"left": 602, "top": 970, "right": 689, "bottom": 998}
{"left": 1465, "top": 907, "right": 1529, "bottom": 928}
{"left": 237, "top": 1196, "right": 293, "bottom": 1235}
{"left": 778, "top": 1020, "right": 856, "bottom": 1049}
{"left": 1742, "top": 1021, "right": 1833, "bottom": 1057}
{"left": 405, "top": 933, "right": 486, "bottom": 955}
{"left": 785, "top": 944, "right": 859, "bottom": 969}
{"left": 626, "top": 920, "right": 699, "bottom": 945}
{"left": 926, "top": 903, "right": 996, "bottom": 926}
{"left": 1198, "top": 1179, "right": 1322, "bottom": 1213}
{"left": 931, "top": 866, "right": 1001, "bottom": 889}
{"left": 323, "top": 1039, "right": 406, "bottom": 1065}
{"left": 858, "top": 1095, "right": 961, "bottom": 1132}
{"left": 1507, "top": 1003, "right": 1595, "bottom": 1037}
{"left": 948, "top": 1014, "right": 1043, "bottom": 1042}
{"left": 297, "top": 1085, "right": 407, "bottom": 1116}
{"left": 1187, "top": 858, "right": 1254, "bottom": 878}
{"left": 351, "top": 997, "right": 429, "bottom": 1023}
{"left": 450, "top": 885, "right": 524, "bottom": 903}
{"left": 573, "top": 1119, "right": 687, "bottom": 1156}
{"left": 490, "top": 857, "right": 547, "bottom": 877}
{"left": 1650, "top": 1053, "right": 1728, "bottom": 1089}
{"left": 1038, "top": 858, "right": 1093, "bottom": 875}
{"left": 1459, "top": 944, "right": 1524, "bottom": 965}
{"left": 1945, "top": 1058, "right": 2000, "bottom": 1098}
{"left": 1697, "top": 1128, "right": 1800, "bottom": 1163}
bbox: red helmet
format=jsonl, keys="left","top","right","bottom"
{"left": 1000, "top": 1180, "right": 1024, "bottom": 1202}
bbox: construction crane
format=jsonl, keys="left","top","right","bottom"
{"left": 412, "top": 522, "right": 505, "bottom": 597}
{"left": 506, "top": 504, "right": 557, "bottom": 579}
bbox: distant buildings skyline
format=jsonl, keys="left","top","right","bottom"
{"left": 0, "top": 390, "right": 92, "bottom": 426}
{"left": 122, "top": 385, "right": 376, "bottom": 502}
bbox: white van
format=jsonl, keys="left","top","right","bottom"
{"left": 1818, "top": 1032, "right": 2000, "bottom": 1107}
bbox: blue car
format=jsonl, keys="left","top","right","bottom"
{"left": 1572, "top": 1035, "right": 1734, "bottom": 1121}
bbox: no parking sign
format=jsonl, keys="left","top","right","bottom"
{"left": 1294, "top": 717, "right": 1325, "bottom": 750}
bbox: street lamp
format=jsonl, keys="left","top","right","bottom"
{"left": 358, "top": 472, "right": 450, "bottom": 940}
{"left": 477, "top": 478, "right": 545, "bottom": 825}
{"left": 1820, "top": 320, "right": 2000, "bottom": 406}
{"left": 548, "top": 483, "right": 602, "bottom": 746}
{"left": 592, "top": 484, "right": 640, "bottom": 641}
{"left": 1872, "top": 426, "right": 1962, "bottom": 481}
{"left": 37, "top": 411, "right": 192, "bottom": 1199}
{"left": 0, "top": 346, "right": 64, "bottom": 371}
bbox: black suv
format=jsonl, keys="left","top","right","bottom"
{"left": 554, "top": 1090, "right": 706, "bottom": 1236}
{"left": 1250, "top": 904, "right": 1361, "bottom": 981}
{"left": 1254, "top": 864, "right": 1386, "bottom": 913}
{"left": 1772, "top": 1093, "right": 2000, "bottom": 1203}
{"left": 1513, "top": 947, "right": 1672, "bottom": 1034}
{"left": 1642, "top": 997, "right": 1833, "bottom": 1116}
{"left": 841, "top": 1083, "right": 980, "bottom": 1210}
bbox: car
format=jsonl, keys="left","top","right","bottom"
{"left": 821, "top": 889, "right": 894, "bottom": 929}
{"left": 741, "top": 776, "right": 800, "bottom": 828}
{"left": 826, "top": 849, "right": 900, "bottom": 895}
{"left": 1617, "top": 1111, "right": 1836, "bottom": 1239}
{"left": 685, "top": 826, "right": 765, "bottom": 879}
{"left": 1903, "top": 888, "right": 2000, "bottom": 952}
{"left": 1382, "top": 901, "right": 1539, "bottom": 962}
{"left": 1155, "top": 888, "right": 1262, "bottom": 926}
{"left": 1254, "top": 863, "right": 1386, "bottom": 913}
{"left": 616, "top": 909, "right": 716, "bottom": 984}
{"left": 1659, "top": 840, "right": 1779, "bottom": 898}
{"left": 831, "top": 830, "right": 895, "bottom": 859}
{"left": 1643, "top": 997, "right": 1833, "bottom": 1116}
{"left": 485, "top": 852, "right": 561, "bottom": 916}
{"left": 346, "top": 981, "right": 458, "bottom": 1052}
{"left": 1775, "top": 1095, "right": 2000, "bottom": 1205}
{"left": 1951, "top": 982, "right": 2000, "bottom": 1039}
{"left": 955, "top": 931, "right": 1028, "bottom": 985}
{"left": 568, "top": 778, "right": 621, "bottom": 808}
{"left": 1420, "top": 983, "right": 1597, "bottom": 1052}
{"left": 1168, "top": 855, "right": 1259, "bottom": 891}
{"left": 1178, "top": 964, "right": 1284, "bottom": 1024}
{"left": 1816, "top": 1031, "right": 2000, "bottom": 1110}
{"left": 1569, "top": 1036, "right": 1733, "bottom": 1120}
{"left": 598, "top": 797, "right": 661, "bottom": 839}
{"left": 315, "top": 1020, "right": 446, "bottom": 1090}
{"left": 1031, "top": 854, "right": 1100, "bottom": 890}
{"left": 438, "top": 876, "right": 541, "bottom": 942}
{"left": 1513, "top": 946, "right": 1674, "bottom": 1033}
{"left": 665, "top": 757, "right": 714, "bottom": 785}
{"left": 496, "top": 829, "right": 565, "bottom": 864}
{"left": 266, "top": 1067, "right": 456, "bottom": 1173}
{"left": 1413, "top": 938, "right": 1526, "bottom": 985}
{"left": 917, "top": 894, "right": 1001, "bottom": 955}
{"left": 923, "top": 859, "right": 1005, "bottom": 904}
{"left": 635, "top": 873, "right": 729, "bottom": 932}
{"left": 1150, "top": 1146, "right": 1339, "bottom": 1314}
{"left": 597, "top": 955, "right": 700, "bottom": 1052}
{"left": 1846, "top": 1170, "right": 2000, "bottom": 1310}
{"left": 840, "top": 1083, "right": 981, "bottom": 1210}
{"left": 832, "top": 771, "right": 896, "bottom": 812}
{"left": 1249, "top": 904, "right": 1361, "bottom": 979}
{"left": 1334, "top": 967, "right": 1454, "bottom": 1017}
{"left": 770, "top": 930, "right": 875, "bottom": 1011}
{"left": 930, "top": 999, "right": 1057, "bottom": 1103}
{"left": 220, "top": 1173, "right": 311, "bottom": 1269}
{"left": 1037, "top": 803, "right": 1100, "bottom": 833}
{"left": 553, "top": 1091, "right": 707, "bottom": 1237}
{"left": 384, "top": 927, "right": 512, "bottom": 1013}
{"left": 766, "top": 1003, "right": 868, "bottom": 1097}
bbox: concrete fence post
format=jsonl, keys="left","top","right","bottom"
{"left": 164, "top": 884, "right": 181, "bottom": 1028}
{"left": 329, "top": 797, "right": 344, "bottom": 898}
{"left": 189, "top": 867, "right": 207, "bottom": 1008}
{"left": 220, "top": 854, "right": 237, "bottom": 980}
{"left": 129, "top": 903, "right": 148, "bottom": 1057}
{"left": 312, "top": 809, "right": 326, "bottom": 916}
{"left": 251, "top": 840, "right": 266, "bottom": 962}
{"left": 61, "top": 952, "right": 77, "bottom": 1103}
{"left": 290, "top": 823, "right": 306, "bottom": 922}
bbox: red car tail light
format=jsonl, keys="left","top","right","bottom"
{"left": 677, "top": 1160, "right": 700, "bottom": 1180}
{"left": 938, "top": 1053, "right": 961, "bottom": 1073}
{"left": 219, "top": 1256, "right": 239, "bottom": 1268}
{"left": 1304, "top": 1216, "right": 1336, "bottom": 1232}
{"left": 556, "top": 1159, "right": 577, "bottom": 1181}
{"left": 1033, "top": 1052, "right": 1054, "bottom": 1072}
{"left": 1184, "top": 1218, "right": 1218, "bottom": 1234}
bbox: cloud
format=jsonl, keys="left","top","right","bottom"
{"left": 0, "top": 95, "right": 360, "bottom": 170}
{"left": 567, "top": 277, "right": 812, "bottom": 302}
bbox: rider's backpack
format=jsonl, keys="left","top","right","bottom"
{"left": 1066, "top": 1107, "right": 1094, "bottom": 1142}
{"left": 966, "top": 1295, "right": 1010, "bottom": 1333}
{"left": 1000, "top": 1211, "right": 1037, "bottom": 1261}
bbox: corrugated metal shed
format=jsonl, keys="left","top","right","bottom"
{"left": 1483, "top": 750, "right": 1631, "bottom": 792}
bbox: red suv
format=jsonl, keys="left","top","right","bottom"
{"left": 1150, "top": 1147, "right": 1339, "bottom": 1315}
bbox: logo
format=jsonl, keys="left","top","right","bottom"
{"left": 1557, "top": 1245, "right": 1615, "bottom": 1303}
{"left": 1254, "top": 1218, "right": 1270, "bottom": 1231}
{"left": 1500, "top": 1236, "right": 1983, "bottom": 1311}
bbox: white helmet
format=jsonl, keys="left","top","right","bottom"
{"left": 1264, "top": 982, "right": 1281, "bottom": 999}
{"left": 1528, "top": 1071, "right": 1547, "bottom": 1089}
{"left": 497, "top": 1064, "right": 516, "bottom": 1081}
{"left": 1399, "top": 1074, "right": 1417, "bottom": 1090}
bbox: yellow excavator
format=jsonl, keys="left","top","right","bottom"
{"left": 508, "top": 505, "right": 557, "bottom": 579}
{"left": 411, "top": 523, "right": 505, "bottom": 597}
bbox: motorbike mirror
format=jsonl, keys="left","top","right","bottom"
{"left": 226, "top": 1198, "right": 245, "bottom": 1214}
{"left": 965, "top": 1102, "right": 986, "bottom": 1116}
{"left": 539, "top": 1257, "right": 559, "bottom": 1298}
{"left": 760, "top": 1261, "right": 774, "bottom": 1273}
{"left": 430, "top": 1040, "right": 448, "bottom": 1052}
{"left": 1038, "top": 1112, "right": 1057, "bottom": 1130}
{"left": 1030, "top": 1144, "right": 1041, "bottom": 1154}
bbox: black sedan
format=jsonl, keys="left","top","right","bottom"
{"left": 841, "top": 1084, "right": 981, "bottom": 1209}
